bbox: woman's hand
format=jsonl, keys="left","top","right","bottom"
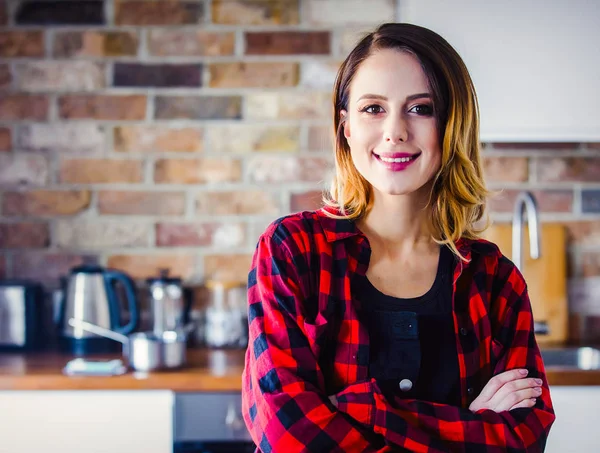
{"left": 469, "top": 368, "right": 542, "bottom": 413}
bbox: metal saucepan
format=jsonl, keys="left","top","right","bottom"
{"left": 68, "top": 318, "right": 193, "bottom": 372}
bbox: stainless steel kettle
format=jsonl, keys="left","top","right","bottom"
{"left": 57, "top": 265, "right": 139, "bottom": 354}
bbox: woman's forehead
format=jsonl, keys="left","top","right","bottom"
{"left": 349, "top": 49, "right": 430, "bottom": 100}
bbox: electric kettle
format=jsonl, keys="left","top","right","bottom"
{"left": 56, "top": 265, "right": 139, "bottom": 355}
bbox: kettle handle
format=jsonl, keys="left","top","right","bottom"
{"left": 104, "top": 270, "right": 139, "bottom": 335}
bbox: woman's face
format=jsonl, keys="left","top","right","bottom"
{"left": 341, "top": 48, "right": 442, "bottom": 198}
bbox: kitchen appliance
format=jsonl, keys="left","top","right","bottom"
{"left": 147, "top": 269, "right": 192, "bottom": 338}
{"left": 56, "top": 265, "right": 139, "bottom": 355}
{"left": 68, "top": 318, "right": 192, "bottom": 372}
{"left": 0, "top": 279, "right": 44, "bottom": 351}
{"left": 204, "top": 280, "right": 248, "bottom": 349}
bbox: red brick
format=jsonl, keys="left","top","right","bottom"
{"left": 156, "top": 222, "right": 246, "bottom": 248}
{"left": 114, "top": 126, "right": 203, "bottom": 153}
{"left": 60, "top": 159, "right": 143, "bottom": 184}
{"left": 2, "top": 190, "right": 91, "bottom": 216}
{"left": 209, "top": 62, "right": 298, "bottom": 88}
{"left": 98, "top": 191, "right": 186, "bottom": 216}
{"left": 154, "top": 158, "right": 242, "bottom": 184}
{"left": 116, "top": 1, "right": 204, "bottom": 25}
{"left": 245, "top": 31, "right": 330, "bottom": 55}
{"left": 148, "top": 30, "right": 234, "bottom": 56}
{"left": 0, "top": 127, "right": 11, "bottom": 152}
{"left": 59, "top": 95, "right": 146, "bottom": 120}
{"left": 565, "top": 221, "right": 600, "bottom": 247}
{"left": 587, "top": 143, "right": 600, "bottom": 150}
{"left": 0, "top": 94, "right": 48, "bottom": 120}
{"left": 582, "top": 251, "right": 600, "bottom": 278}
{"left": 248, "top": 156, "right": 331, "bottom": 183}
{"left": 0, "top": 222, "right": 49, "bottom": 248}
{"left": 487, "top": 189, "right": 573, "bottom": 213}
{"left": 0, "top": 63, "right": 11, "bottom": 89}
{"left": 537, "top": 157, "right": 600, "bottom": 182}
{"left": 196, "top": 190, "right": 279, "bottom": 215}
{"left": 483, "top": 157, "right": 529, "bottom": 182}
{"left": 290, "top": 191, "right": 323, "bottom": 212}
{"left": 0, "top": 255, "right": 6, "bottom": 278}
{"left": 107, "top": 254, "right": 196, "bottom": 280}
{"left": 0, "top": 31, "right": 44, "bottom": 57}
{"left": 212, "top": 0, "right": 299, "bottom": 25}
{"left": 203, "top": 254, "right": 253, "bottom": 282}
{"left": 54, "top": 31, "right": 138, "bottom": 57}
{"left": 13, "top": 253, "right": 97, "bottom": 282}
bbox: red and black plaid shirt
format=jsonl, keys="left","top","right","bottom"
{"left": 242, "top": 207, "right": 555, "bottom": 452}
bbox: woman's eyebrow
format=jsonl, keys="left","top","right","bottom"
{"left": 356, "top": 93, "right": 432, "bottom": 102}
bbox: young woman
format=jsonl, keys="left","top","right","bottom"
{"left": 242, "top": 23, "right": 555, "bottom": 452}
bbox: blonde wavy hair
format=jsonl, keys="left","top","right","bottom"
{"left": 323, "top": 23, "right": 491, "bottom": 260}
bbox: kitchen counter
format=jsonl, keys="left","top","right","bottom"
{"left": 1, "top": 348, "right": 599, "bottom": 390}
{"left": 0, "top": 348, "right": 246, "bottom": 391}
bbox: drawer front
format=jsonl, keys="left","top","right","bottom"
{"left": 174, "top": 392, "right": 251, "bottom": 442}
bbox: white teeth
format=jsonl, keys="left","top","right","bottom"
{"left": 379, "top": 155, "right": 415, "bottom": 163}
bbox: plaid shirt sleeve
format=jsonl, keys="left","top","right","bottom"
{"left": 242, "top": 232, "right": 393, "bottom": 453}
{"left": 334, "top": 263, "right": 556, "bottom": 452}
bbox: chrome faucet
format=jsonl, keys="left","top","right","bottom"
{"left": 512, "top": 191, "right": 541, "bottom": 271}
{"left": 512, "top": 191, "right": 547, "bottom": 335}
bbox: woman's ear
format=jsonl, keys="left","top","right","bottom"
{"left": 340, "top": 110, "right": 350, "bottom": 139}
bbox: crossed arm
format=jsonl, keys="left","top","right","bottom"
{"left": 241, "top": 235, "right": 555, "bottom": 452}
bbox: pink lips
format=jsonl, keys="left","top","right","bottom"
{"left": 373, "top": 152, "right": 421, "bottom": 171}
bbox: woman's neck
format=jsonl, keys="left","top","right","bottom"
{"left": 357, "top": 187, "right": 437, "bottom": 259}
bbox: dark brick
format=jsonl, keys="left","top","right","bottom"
{"left": 155, "top": 96, "right": 242, "bottom": 120}
{"left": 0, "top": 255, "right": 6, "bottom": 278}
{"left": 583, "top": 190, "right": 600, "bottom": 214}
{"left": 15, "top": 1, "right": 105, "bottom": 25}
{"left": 0, "top": 2, "right": 7, "bottom": 26}
{"left": 13, "top": 253, "right": 97, "bottom": 282}
{"left": 113, "top": 63, "right": 202, "bottom": 88}
{"left": 54, "top": 31, "right": 139, "bottom": 58}
{"left": 245, "top": 31, "right": 330, "bottom": 55}
{"left": 490, "top": 142, "right": 580, "bottom": 151}
{"left": 0, "top": 127, "right": 10, "bottom": 151}
{"left": 116, "top": 1, "right": 204, "bottom": 25}
{"left": 0, "top": 94, "right": 49, "bottom": 120}
{"left": 0, "top": 63, "right": 12, "bottom": 89}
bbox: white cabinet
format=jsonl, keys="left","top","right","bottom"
{"left": 545, "top": 386, "right": 600, "bottom": 453}
{"left": 0, "top": 390, "right": 174, "bottom": 453}
{"left": 400, "top": 0, "right": 600, "bottom": 142}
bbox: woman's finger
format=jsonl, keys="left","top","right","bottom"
{"left": 509, "top": 398, "right": 537, "bottom": 411}
{"left": 492, "top": 387, "right": 541, "bottom": 412}
{"left": 476, "top": 369, "right": 529, "bottom": 402}
{"left": 486, "top": 377, "right": 542, "bottom": 410}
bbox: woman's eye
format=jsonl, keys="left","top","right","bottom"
{"left": 409, "top": 104, "right": 434, "bottom": 116}
{"left": 361, "top": 105, "right": 384, "bottom": 114}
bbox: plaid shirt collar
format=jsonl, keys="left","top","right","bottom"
{"left": 315, "top": 206, "right": 473, "bottom": 263}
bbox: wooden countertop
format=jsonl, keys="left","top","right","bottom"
{"left": 0, "top": 348, "right": 246, "bottom": 391}
{"left": 1, "top": 348, "right": 599, "bottom": 391}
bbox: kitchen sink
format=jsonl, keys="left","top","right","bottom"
{"left": 540, "top": 347, "right": 600, "bottom": 370}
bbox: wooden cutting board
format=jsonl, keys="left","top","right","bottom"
{"left": 482, "top": 224, "right": 568, "bottom": 346}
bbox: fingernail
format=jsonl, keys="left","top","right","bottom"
{"left": 535, "top": 387, "right": 542, "bottom": 393}
{"left": 535, "top": 378, "right": 543, "bottom": 385}
{"left": 531, "top": 398, "right": 537, "bottom": 404}
{"left": 519, "top": 369, "right": 529, "bottom": 375}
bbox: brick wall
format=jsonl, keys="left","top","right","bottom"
{"left": 1, "top": 1, "right": 599, "bottom": 337}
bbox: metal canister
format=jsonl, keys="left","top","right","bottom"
{"left": 204, "top": 280, "right": 248, "bottom": 349}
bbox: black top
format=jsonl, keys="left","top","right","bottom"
{"left": 358, "top": 245, "right": 461, "bottom": 406}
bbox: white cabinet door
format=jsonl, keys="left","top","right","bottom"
{"left": 545, "top": 386, "right": 600, "bottom": 453}
{"left": 400, "top": 0, "right": 600, "bottom": 142}
{"left": 0, "top": 390, "right": 173, "bottom": 453}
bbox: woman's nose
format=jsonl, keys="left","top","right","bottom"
{"left": 384, "top": 118, "right": 408, "bottom": 143}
